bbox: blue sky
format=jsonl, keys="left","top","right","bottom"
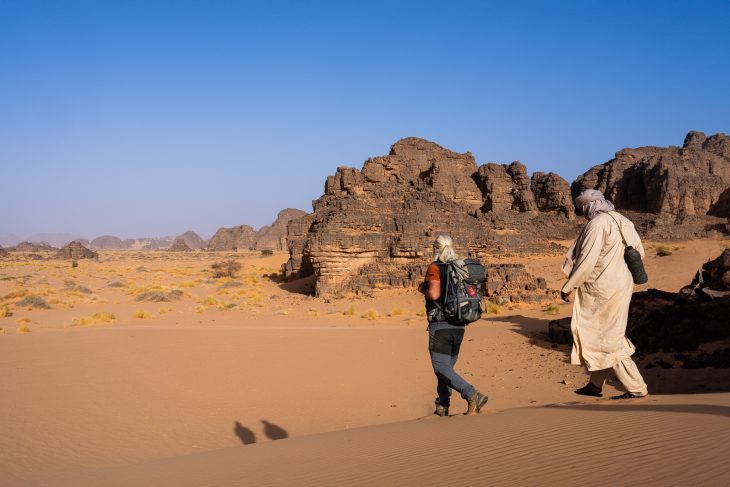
{"left": 1, "top": 0, "right": 729, "bottom": 239}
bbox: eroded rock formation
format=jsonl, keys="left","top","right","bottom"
{"left": 284, "top": 138, "right": 577, "bottom": 298}
{"left": 176, "top": 231, "right": 206, "bottom": 250}
{"left": 10, "top": 241, "right": 58, "bottom": 252}
{"left": 256, "top": 209, "right": 308, "bottom": 251}
{"left": 91, "top": 235, "right": 125, "bottom": 250}
{"left": 572, "top": 131, "right": 730, "bottom": 236}
{"left": 207, "top": 225, "right": 258, "bottom": 251}
{"left": 56, "top": 241, "right": 97, "bottom": 260}
{"left": 168, "top": 237, "right": 194, "bottom": 252}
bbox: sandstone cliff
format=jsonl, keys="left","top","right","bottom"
{"left": 284, "top": 138, "right": 576, "bottom": 298}
{"left": 207, "top": 225, "right": 258, "bottom": 251}
{"left": 572, "top": 131, "right": 730, "bottom": 236}
{"left": 256, "top": 209, "right": 309, "bottom": 251}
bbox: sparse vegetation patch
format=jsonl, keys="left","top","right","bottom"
{"left": 362, "top": 309, "right": 379, "bottom": 320}
{"left": 16, "top": 295, "right": 51, "bottom": 309}
{"left": 211, "top": 259, "right": 242, "bottom": 279}
{"left": 545, "top": 303, "right": 561, "bottom": 315}
{"left": 135, "top": 289, "right": 184, "bottom": 302}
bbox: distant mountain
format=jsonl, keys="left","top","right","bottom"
{"left": 0, "top": 234, "right": 23, "bottom": 248}
{"left": 90, "top": 235, "right": 125, "bottom": 250}
{"left": 26, "top": 232, "right": 87, "bottom": 247}
{"left": 177, "top": 230, "right": 206, "bottom": 249}
{"left": 208, "top": 209, "right": 309, "bottom": 251}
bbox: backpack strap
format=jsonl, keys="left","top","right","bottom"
{"left": 605, "top": 212, "right": 628, "bottom": 247}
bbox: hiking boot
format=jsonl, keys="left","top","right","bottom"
{"left": 434, "top": 405, "right": 449, "bottom": 417}
{"left": 465, "top": 391, "right": 489, "bottom": 415}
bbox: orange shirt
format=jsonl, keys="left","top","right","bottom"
{"left": 425, "top": 262, "right": 440, "bottom": 282}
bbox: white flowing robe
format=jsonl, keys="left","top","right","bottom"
{"left": 561, "top": 212, "right": 645, "bottom": 371}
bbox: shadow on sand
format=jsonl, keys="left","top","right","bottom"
{"left": 234, "top": 420, "right": 290, "bottom": 445}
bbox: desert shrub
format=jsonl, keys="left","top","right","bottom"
{"left": 16, "top": 295, "right": 51, "bottom": 309}
{"left": 77, "top": 312, "right": 116, "bottom": 326}
{"left": 261, "top": 249, "right": 274, "bottom": 256}
{"left": 202, "top": 296, "right": 219, "bottom": 306}
{"left": 134, "top": 310, "right": 152, "bottom": 319}
{"left": 4, "top": 289, "right": 27, "bottom": 300}
{"left": 545, "top": 303, "right": 561, "bottom": 315}
{"left": 220, "top": 302, "right": 239, "bottom": 310}
{"left": 390, "top": 307, "right": 405, "bottom": 316}
{"left": 485, "top": 302, "right": 501, "bottom": 314}
{"left": 211, "top": 259, "right": 242, "bottom": 279}
{"left": 16, "top": 324, "right": 31, "bottom": 333}
{"left": 108, "top": 280, "right": 126, "bottom": 288}
{"left": 0, "top": 305, "right": 12, "bottom": 317}
{"left": 655, "top": 244, "right": 677, "bottom": 257}
{"left": 135, "top": 289, "right": 184, "bottom": 302}
{"left": 218, "top": 281, "right": 243, "bottom": 289}
{"left": 362, "top": 309, "right": 379, "bottom": 320}
{"left": 344, "top": 305, "right": 357, "bottom": 316}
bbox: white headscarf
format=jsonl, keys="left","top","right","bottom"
{"left": 575, "top": 189, "right": 615, "bottom": 220}
{"left": 562, "top": 189, "right": 616, "bottom": 276}
{"left": 433, "top": 234, "right": 458, "bottom": 263}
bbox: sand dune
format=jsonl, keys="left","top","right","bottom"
{"left": 23, "top": 393, "right": 730, "bottom": 487}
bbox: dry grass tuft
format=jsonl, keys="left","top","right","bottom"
{"left": 485, "top": 302, "right": 501, "bottom": 314}
{"left": 362, "top": 309, "right": 379, "bottom": 320}
{"left": 0, "top": 304, "right": 12, "bottom": 318}
{"left": 16, "top": 317, "right": 31, "bottom": 324}
{"left": 211, "top": 259, "right": 242, "bottom": 279}
{"left": 655, "top": 244, "right": 678, "bottom": 257}
{"left": 158, "top": 307, "right": 173, "bottom": 314}
{"left": 4, "top": 288, "right": 27, "bottom": 300}
{"left": 179, "top": 281, "right": 196, "bottom": 288}
{"left": 135, "top": 289, "right": 184, "bottom": 302}
{"left": 202, "top": 296, "right": 219, "bottom": 306}
{"left": 16, "top": 324, "right": 32, "bottom": 333}
{"left": 390, "top": 307, "right": 405, "bottom": 316}
{"left": 416, "top": 309, "right": 427, "bottom": 317}
{"left": 108, "top": 280, "right": 126, "bottom": 288}
{"left": 545, "top": 303, "right": 561, "bottom": 315}
{"left": 134, "top": 310, "right": 152, "bottom": 319}
{"left": 77, "top": 312, "right": 116, "bottom": 326}
{"left": 16, "top": 295, "right": 51, "bottom": 309}
{"left": 218, "top": 280, "right": 243, "bottom": 289}
{"left": 344, "top": 305, "right": 357, "bottom": 316}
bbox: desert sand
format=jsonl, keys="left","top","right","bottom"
{"left": 1, "top": 238, "right": 729, "bottom": 486}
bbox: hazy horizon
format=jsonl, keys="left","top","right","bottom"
{"left": 2, "top": 0, "right": 729, "bottom": 238}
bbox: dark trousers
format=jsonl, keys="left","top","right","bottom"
{"left": 428, "top": 321, "right": 475, "bottom": 407}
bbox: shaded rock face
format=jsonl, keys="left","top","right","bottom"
{"left": 550, "top": 249, "right": 730, "bottom": 369}
{"left": 207, "top": 225, "right": 257, "bottom": 251}
{"left": 177, "top": 231, "right": 206, "bottom": 250}
{"left": 285, "top": 138, "right": 578, "bottom": 298}
{"left": 56, "top": 241, "right": 97, "bottom": 260}
{"left": 256, "top": 208, "right": 308, "bottom": 251}
{"left": 168, "top": 237, "right": 193, "bottom": 252}
{"left": 91, "top": 235, "right": 125, "bottom": 250}
{"left": 572, "top": 131, "right": 730, "bottom": 233}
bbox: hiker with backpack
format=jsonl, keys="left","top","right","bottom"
{"left": 419, "top": 234, "right": 489, "bottom": 416}
{"left": 561, "top": 189, "right": 649, "bottom": 400}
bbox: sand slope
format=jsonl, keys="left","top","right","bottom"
{"left": 25, "top": 393, "right": 730, "bottom": 487}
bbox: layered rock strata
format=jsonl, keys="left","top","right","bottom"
{"left": 284, "top": 138, "right": 577, "bottom": 298}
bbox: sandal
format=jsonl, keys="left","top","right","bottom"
{"left": 574, "top": 384, "right": 603, "bottom": 397}
{"left": 611, "top": 392, "right": 646, "bottom": 400}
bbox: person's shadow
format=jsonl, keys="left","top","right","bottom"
{"left": 261, "top": 419, "right": 289, "bottom": 440}
{"left": 233, "top": 421, "right": 256, "bottom": 445}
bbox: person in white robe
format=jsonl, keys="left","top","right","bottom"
{"left": 561, "top": 189, "right": 649, "bottom": 399}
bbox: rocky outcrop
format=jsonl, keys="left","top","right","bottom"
{"left": 549, "top": 249, "right": 730, "bottom": 369}
{"left": 284, "top": 138, "right": 578, "bottom": 298}
{"left": 10, "top": 241, "right": 58, "bottom": 252}
{"left": 176, "top": 231, "right": 206, "bottom": 250}
{"left": 0, "top": 246, "right": 8, "bottom": 258}
{"left": 91, "top": 235, "right": 125, "bottom": 250}
{"left": 168, "top": 237, "right": 193, "bottom": 252}
{"left": 256, "top": 209, "right": 308, "bottom": 251}
{"left": 207, "top": 225, "right": 257, "bottom": 251}
{"left": 572, "top": 131, "right": 730, "bottom": 235}
{"left": 56, "top": 241, "right": 97, "bottom": 260}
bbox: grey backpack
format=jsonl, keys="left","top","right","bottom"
{"left": 438, "top": 259, "right": 486, "bottom": 325}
